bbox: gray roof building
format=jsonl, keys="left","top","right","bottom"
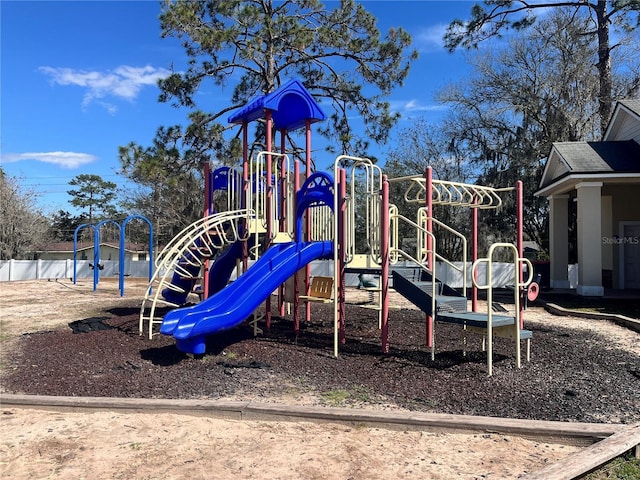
{"left": 536, "top": 99, "right": 640, "bottom": 295}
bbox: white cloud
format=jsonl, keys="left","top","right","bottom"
{"left": 1, "top": 151, "right": 97, "bottom": 169}
{"left": 391, "top": 99, "right": 446, "bottom": 115}
{"left": 39, "top": 65, "right": 172, "bottom": 112}
{"left": 415, "top": 23, "right": 448, "bottom": 52}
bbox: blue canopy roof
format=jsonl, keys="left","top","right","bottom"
{"left": 227, "top": 79, "right": 326, "bottom": 132}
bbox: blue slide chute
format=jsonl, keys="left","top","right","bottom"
{"left": 160, "top": 240, "right": 333, "bottom": 355}
{"left": 207, "top": 240, "right": 243, "bottom": 295}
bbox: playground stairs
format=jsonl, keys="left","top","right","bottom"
{"left": 390, "top": 266, "right": 532, "bottom": 375}
{"left": 162, "top": 238, "right": 220, "bottom": 305}
{"left": 391, "top": 267, "right": 467, "bottom": 316}
{"left": 391, "top": 266, "right": 523, "bottom": 331}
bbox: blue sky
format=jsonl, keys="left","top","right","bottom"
{"left": 1, "top": 0, "right": 478, "bottom": 215}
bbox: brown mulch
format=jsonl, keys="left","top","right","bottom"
{"left": 2, "top": 297, "right": 639, "bottom": 425}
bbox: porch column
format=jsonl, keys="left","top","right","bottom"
{"left": 576, "top": 182, "right": 604, "bottom": 296}
{"left": 549, "top": 194, "right": 570, "bottom": 288}
{"left": 601, "top": 196, "right": 613, "bottom": 288}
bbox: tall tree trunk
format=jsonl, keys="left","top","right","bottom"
{"left": 262, "top": 0, "right": 276, "bottom": 93}
{"left": 595, "top": 0, "right": 613, "bottom": 135}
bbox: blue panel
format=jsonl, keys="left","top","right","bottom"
{"left": 212, "top": 166, "right": 241, "bottom": 191}
{"left": 295, "top": 171, "right": 334, "bottom": 240}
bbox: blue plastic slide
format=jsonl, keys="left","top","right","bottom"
{"left": 207, "top": 240, "right": 244, "bottom": 295}
{"left": 160, "top": 240, "right": 333, "bottom": 354}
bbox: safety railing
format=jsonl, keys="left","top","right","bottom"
{"left": 389, "top": 204, "right": 437, "bottom": 312}
{"left": 417, "top": 207, "right": 468, "bottom": 298}
{"left": 250, "top": 151, "right": 294, "bottom": 244}
{"left": 471, "top": 243, "right": 534, "bottom": 375}
{"left": 334, "top": 155, "right": 384, "bottom": 266}
{"left": 308, "top": 204, "right": 334, "bottom": 242}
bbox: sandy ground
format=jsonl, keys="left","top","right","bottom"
{"left": 1, "top": 278, "right": 637, "bottom": 479}
{"left": 0, "top": 407, "right": 579, "bottom": 480}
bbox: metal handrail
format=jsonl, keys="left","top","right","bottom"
{"left": 333, "top": 155, "right": 384, "bottom": 266}
{"left": 154, "top": 209, "right": 250, "bottom": 268}
{"left": 250, "top": 151, "right": 293, "bottom": 242}
{"left": 471, "top": 242, "right": 534, "bottom": 376}
{"left": 417, "top": 207, "right": 468, "bottom": 298}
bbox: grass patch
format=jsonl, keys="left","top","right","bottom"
{"left": 282, "top": 385, "right": 304, "bottom": 396}
{"left": 320, "top": 386, "right": 376, "bottom": 406}
{"left": 350, "top": 385, "right": 373, "bottom": 403}
{"left": 583, "top": 450, "right": 640, "bottom": 479}
{"left": 279, "top": 376, "right": 310, "bottom": 398}
{"left": 321, "top": 389, "right": 350, "bottom": 406}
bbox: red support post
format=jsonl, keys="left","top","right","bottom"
{"left": 425, "top": 166, "right": 434, "bottom": 348}
{"left": 517, "top": 180, "right": 524, "bottom": 328}
{"left": 305, "top": 119, "right": 312, "bottom": 322}
{"left": 279, "top": 129, "right": 286, "bottom": 317}
{"left": 293, "top": 161, "right": 301, "bottom": 337}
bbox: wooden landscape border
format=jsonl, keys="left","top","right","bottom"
{"left": 542, "top": 301, "right": 640, "bottom": 333}
{"left": 521, "top": 423, "right": 640, "bottom": 480}
{"left": 2, "top": 394, "right": 638, "bottom": 479}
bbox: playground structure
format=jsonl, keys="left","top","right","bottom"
{"left": 387, "top": 171, "right": 536, "bottom": 374}
{"left": 139, "top": 79, "right": 537, "bottom": 375}
{"left": 73, "top": 214, "right": 153, "bottom": 296}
